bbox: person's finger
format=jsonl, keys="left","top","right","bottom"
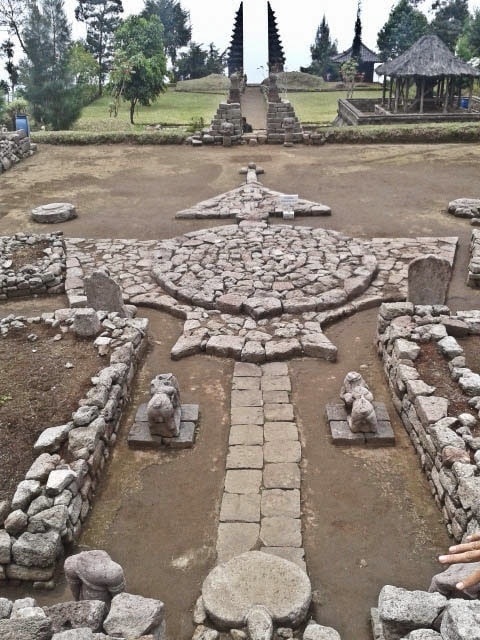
{"left": 457, "top": 567, "right": 480, "bottom": 590}
{"left": 447, "top": 539, "right": 480, "bottom": 554}
{"left": 466, "top": 532, "right": 480, "bottom": 543}
{"left": 439, "top": 549, "right": 480, "bottom": 564}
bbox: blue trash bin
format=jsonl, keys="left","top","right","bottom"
{"left": 15, "top": 114, "right": 30, "bottom": 135}
{"left": 461, "top": 97, "right": 469, "bottom": 109}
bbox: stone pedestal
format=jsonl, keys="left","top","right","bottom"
{"left": 326, "top": 403, "right": 395, "bottom": 447}
{"left": 128, "top": 403, "right": 199, "bottom": 450}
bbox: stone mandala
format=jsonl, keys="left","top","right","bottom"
{"left": 151, "top": 222, "right": 377, "bottom": 319}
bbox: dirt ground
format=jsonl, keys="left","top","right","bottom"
{"left": 1, "top": 143, "right": 480, "bottom": 638}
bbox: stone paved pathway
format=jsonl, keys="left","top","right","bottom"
{"left": 240, "top": 86, "right": 267, "bottom": 130}
{"left": 216, "top": 361, "right": 306, "bottom": 571}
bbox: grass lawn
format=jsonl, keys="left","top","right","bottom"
{"left": 288, "top": 90, "right": 383, "bottom": 125}
{"left": 74, "top": 87, "right": 227, "bottom": 132}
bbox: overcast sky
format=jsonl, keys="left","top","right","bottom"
{"left": 3, "top": 0, "right": 480, "bottom": 82}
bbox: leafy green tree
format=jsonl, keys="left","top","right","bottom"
{"left": 141, "top": 0, "right": 190, "bottom": 68}
{"left": 68, "top": 41, "right": 99, "bottom": 104}
{"left": 430, "top": 0, "right": 469, "bottom": 51}
{"left": 0, "top": 0, "right": 29, "bottom": 54}
{"left": 1, "top": 39, "right": 18, "bottom": 97}
{"left": 377, "top": 0, "right": 429, "bottom": 61}
{"left": 463, "top": 9, "right": 480, "bottom": 58}
{"left": 111, "top": 14, "right": 167, "bottom": 124}
{"left": 20, "top": 0, "right": 82, "bottom": 129}
{"left": 176, "top": 41, "right": 207, "bottom": 79}
{"left": 302, "top": 15, "right": 338, "bottom": 79}
{"left": 205, "top": 43, "right": 226, "bottom": 75}
{"left": 75, "top": 0, "right": 124, "bottom": 96}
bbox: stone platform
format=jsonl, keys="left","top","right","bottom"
{"left": 326, "top": 403, "right": 395, "bottom": 447}
{"left": 128, "top": 403, "right": 199, "bottom": 450}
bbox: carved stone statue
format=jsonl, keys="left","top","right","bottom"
{"left": 64, "top": 550, "right": 125, "bottom": 604}
{"left": 147, "top": 373, "right": 181, "bottom": 438}
{"left": 340, "top": 371, "right": 377, "bottom": 433}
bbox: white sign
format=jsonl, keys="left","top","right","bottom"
{"left": 280, "top": 194, "right": 298, "bottom": 210}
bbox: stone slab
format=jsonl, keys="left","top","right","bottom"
{"left": 234, "top": 363, "right": 262, "bottom": 377}
{"left": 263, "top": 463, "right": 300, "bottom": 489}
{"left": 329, "top": 421, "right": 365, "bottom": 446}
{"left": 261, "top": 489, "right": 301, "bottom": 518}
{"left": 216, "top": 523, "right": 260, "bottom": 563}
{"left": 229, "top": 425, "right": 264, "bottom": 446}
{"left": 365, "top": 421, "right": 396, "bottom": 447}
{"left": 220, "top": 493, "right": 261, "bottom": 523}
{"left": 181, "top": 404, "right": 199, "bottom": 422}
{"left": 264, "top": 422, "right": 298, "bottom": 442}
{"left": 231, "top": 407, "right": 264, "bottom": 425}
{"left": 260, "top": 517, "right": 302, "bottom": 547}
{"left": 224, "top": 470, "right": 262, "bottom": 494}
{"left": 261, "top": 363, "right": 289, "bottom": 376}
{"left": 264, "top": 440, "right": 302, "bottom": 463}
{"left": 261, "top": 376, "right": 292, "bottom": 392}
{"left": 163, "top": 421, "right": 196, "bottom": 449}
{"left": 264, "top": 404, "right": 294, "bottom": 422}
{"left": 226, "top": 446, "right": 264, "bottom": 469}
{"left": 232, "top": 377, "right": 261, "bottom": 390}
{"left": 231, "top": 390, "right": 263, "bottom": 408}
{"left": 263, "top": 390, "right": 290, "bottom": 404}
{"left": 127, "top": 420, "right": 162, "bottom": 450}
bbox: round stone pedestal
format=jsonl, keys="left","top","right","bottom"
{"left": 31, "top": 202, "right": 77, "bottom": 223}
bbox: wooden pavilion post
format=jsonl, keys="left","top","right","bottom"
{"left": 468, "top": 77, "right": 474, "bottom": 112}
{"left": 420, "top": 76, "right": 425, "bottom": 113}
{"left": 382, "top": 74, "right": 387, "bottom": 106}
{"left": 443, "top": 76, "right": 450, "bottom": 113}
{"left": 394, "top": 79, "right": 400, "bottom": 113}
{"left": 388, "top": 77, "right": 393, "bottom": 110}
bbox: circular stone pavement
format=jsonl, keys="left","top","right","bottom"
{"left": 152, "top": 223, "right": 377, "bottom": 319}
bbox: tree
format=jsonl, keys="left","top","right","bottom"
{"left": 68, "top": 41, "right": 100, "bottom": 104}
{"left": 1, "top": 39, "right": 18, "bottom": 97}
{"left": 377, "top": 0, "right": 429, "bottom": 61}
{"left": 111, "top": 15, "right": 167, "bottom": 124}
{"left": 75, "top": 0, "right": 124, "bottom": 96}
{"left": 302, "top": 15, "right": 338, "bottom": 79}
{"left": 0, "top": 0, "right": 29, "bottom": 54}
{"left": 20, "top": 0, "right": 82, "bottom": 129}
{"left": 430, "top": 0, "right": 469, "bottom": 52}
{"left": 351, "top": 1, "right": 362, "bottom": 62}
{"left": 176, "top": 41, "right": 207, "bottom": 79}
{"left": 463, "top": 9, "right": 480, "bottom": 58}
{"left": 205, "top": 43, "right": 226, "bottom": 75}
{"left": 141, "top": 0, "right": 190, "bottom": 69}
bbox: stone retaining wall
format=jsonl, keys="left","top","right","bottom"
{"left": 0, "top": 232, "right": 66, "bottom": 300}
{"left": 266, "top": 101, "right": 303, "bottom": 144}
{"left": 0, "top": 592, "right": 165, "bottom": 639}
{"left": 468, "top": 229, "right": 480, "bottom": 289}
{"left": 376, "top": 302, "right": 480, "bottom": 543}
{"left": 0, "top": 129, "right": 35, "bottom": 174}
{"left": 0, "top": 309, "right": 148, "bottom": 585}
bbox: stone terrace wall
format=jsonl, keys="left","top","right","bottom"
{"left": 0, "top": 129, "right": 35, "bottom": 174}
{"left": 468, "top": 229, "right": 480, "bottom": 289}
{"left": 376, "top": 302, "right": 480, "bottom": 544}
{"left": 0, "top": 233, "right": 66, "bottom": 300}
{"left": 0, "top": 309, "right": 148, "bottom": 585}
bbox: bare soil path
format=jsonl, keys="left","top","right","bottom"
{"left": 241, "top": 85, "right": 267, "bottom": 129}
{"left": 0, "top": 143, "right": 479, "bottom": 638}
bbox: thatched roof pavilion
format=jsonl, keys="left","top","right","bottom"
{"left": 376, "top": 35, "right": 480, "bottom": 114}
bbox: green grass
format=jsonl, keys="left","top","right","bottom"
{"left": 288, "top": 90, "right": 382, "bottom": 124}
{"left": 73, "top": 87, "right": 227, "bottom": 132}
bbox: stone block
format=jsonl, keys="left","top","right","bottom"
{"left": 224, "top": 470, "right": 262, "bottom": 494}
{"left": 365, "top": 421, "right": 396, "bottom": 447}
{"left": 226, "top": 446, "right": 263, "bottom": 469}
{"left": 229, "top": 424, "right": 264, "bottom": 446}
{"left": 261, "top": 363, "right": 289, "bottom": 376}
{"left": 260, "top": 517, "right": 302, "bottom": 547}
{"left": 264, "top": 421, "right": 298, "bottom": 442}
{"left": 261, "top": 489, "right": 300, "bottom": 518}
{"left": 263, "top": 463, "right": 300, "bottom": 489}
{"left": 415, "top": 396, "right": 449, "bottom": 426}
{"left": 104, "top": 592, "right": 165, "bottom": 639}
{"left": 440, "top": 599, "right": 480, "bottom": 640}
{"left": 261, "top": 376, "right": 291, "bottom": 391}
{"left": 216, "top": 523, "right": 260, "bottom": 563}
{"left": 378, "top": 585, "right": 446, "bottom": 640}
{"left": 220, "top": 493, "right": 261, "bottom": 523}
{"left": 407, "top": 255, "right": 452, "bottom": 306}
{"left": 264, "top": 440, "right": 301, "bottom": 463}
{"left": 162, "top": 421, "right": 196, "bottom": 449}
{"left": 231, "top": 390, "right": 263, "bottom": 408}
{"left": 264, "top": 403, "right": 294, "bottom": 422}
{"left": 329, "top": 421, "right": 365, "bottom": 446}
{"left": 263, "top": 390, "right": 290, "bottom": 404}
{"left": 231, "top": 406, "right": 264, "bottom": 425}
{"left": 73, "top": 309, "right": 100, "bottom": 338}
{"left": 43, "top": 600, "right": 107, "bottom": 633}
{"left": 234, "top": 363, "right": 262, "bottom": 377}
{"left": 232, "top": 376, "right": 261, "bottom": 390}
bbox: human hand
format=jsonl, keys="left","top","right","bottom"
{"left": 439, "top": 533, "right": 480, "bottom": 590}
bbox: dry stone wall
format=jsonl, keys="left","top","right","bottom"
{"left": 0, "top": 233, "right": 66, "bottom": 299}
{"left": 376, "top": 302, "right": 480, "bottom": 543}
{"left": 468, "top": 229, "right": 480, "bottom": 289}
{"left": 0, "top": 129, "right": 35, "bottom": 174}
{"left": 0, "top": 309, "right": 148, "bottom": 585}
